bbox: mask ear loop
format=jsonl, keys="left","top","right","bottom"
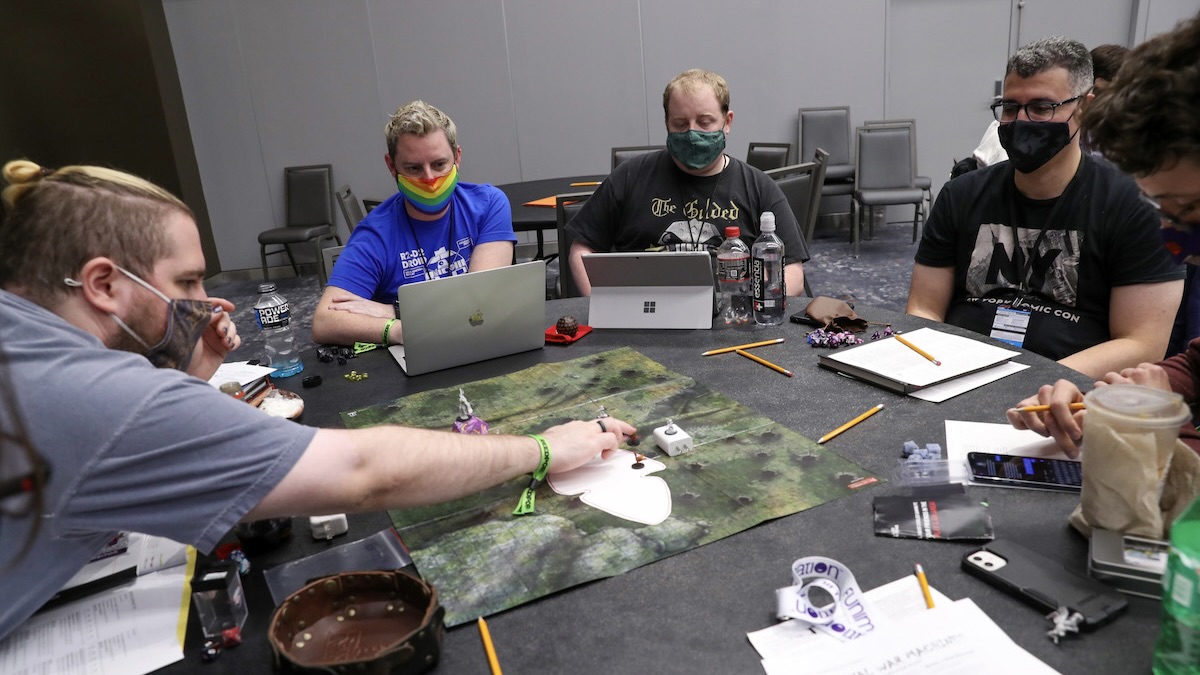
{"left": 64, "top": 278, "right": 82, "bottom": 288}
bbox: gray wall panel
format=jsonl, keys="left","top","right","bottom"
{"left": 506, "top": 0, "right": 645, "bottom": 179}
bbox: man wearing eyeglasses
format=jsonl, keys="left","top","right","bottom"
{"left": 1007, "top": 13, "right": 1200, "bottom": 457}
{"left": 908, "top": 36, "right": 1183, "bottom": 379}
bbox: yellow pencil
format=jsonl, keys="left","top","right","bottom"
{"left": 569, "top": 181, "right": 602, "bottom": 187}
{"left": 1011, "top": 402, "right": 1086, "bottom": 413}
{"left": 478, "top": 617, "right": 503, "bottom": 675}
{"left": 817, "top": 404, "right": 884, "bottom": 444}
{"left": 894, "top": 334, "right": 941, "bottom": 366}
{"left": 702, "top": 338, "right": 785, "bottom": 356}
{"left": 914, "top": 563, "right": 935, "bottom": 609}
{"left": 735, "top": 349, "right": 793, "bottom": 377}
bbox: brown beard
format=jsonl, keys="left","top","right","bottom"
{"left": 108, "top": 297, "right": 167, "bottom": 357}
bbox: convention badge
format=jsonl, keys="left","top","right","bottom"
{"left": 774, "top": 556, "right": 887, "bottom": 641}
{"left": 989, "top": 306, "right": 1030, "bottom": 348}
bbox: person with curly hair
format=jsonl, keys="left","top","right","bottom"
{"left": 1008, "top": 12, "right": 1200, "bottom": 457}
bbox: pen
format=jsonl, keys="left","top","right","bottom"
{"left": 702, "top": 338, "right": 785, "bottom": 356}
{"left": 914, "top": 563, "right": 935, "bottom": 609}
{"left": 569, "top": 181, "right": 602, "bottom": 187}
{"left": 1011, "top": 402, "right": 1086, "bottom": 413}
{"left": 478, "top": 616, "right": 503, "bottom": 675}
{"left": 894, "top": 334, "right": 941, "bottom": 366}
{"left": 735, "top": 349, "right": 793, "bottom": 377}
{"left": 817, "top": 404, "right": 884, "bottom": 444}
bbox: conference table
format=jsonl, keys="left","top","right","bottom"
{"left": 163, "top": 299, "right": 1162, "bottom": 674}
{"left": 494, "top": 174, "right": 607, "bottom": 259}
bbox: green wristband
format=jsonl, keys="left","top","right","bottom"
{"left": 381, "top": 318, "right": 397, "bottom": 345}
{"left": 513, "top": 434, "right": 552, "bottom": 516}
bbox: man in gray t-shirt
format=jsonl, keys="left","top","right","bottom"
{"left": 0, "top": 160, "right": 636, "bottom": 640}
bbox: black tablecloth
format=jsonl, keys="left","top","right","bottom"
{"left": 163, "top": 300, "right": 1159, "bottom": 674}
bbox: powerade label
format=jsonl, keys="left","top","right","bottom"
{"left": 255, "top": 302, "right": 290, "bottom": 329}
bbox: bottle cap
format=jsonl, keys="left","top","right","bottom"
{"left": 760, "top": 211, "right": 776, "bottom": 232}
{"left": 725, "top": 226, "right": 740, "bottom": 238}
{"left": 257, "top": 282, "right": 278, "bottom": 294}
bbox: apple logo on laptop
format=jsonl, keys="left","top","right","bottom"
{"left": 469, "top": 310, "right": 484, "bottom": 327}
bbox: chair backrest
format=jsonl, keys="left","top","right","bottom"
{"left": 764, "top": 161, "right": 817, "bottom": 240}
{"left": 746, "top": 142, "right": 791, "bottom": 172}
{"left": 555, "top": 191, "right": 593, "bottom": 298}
{"left": 798, "top": 107, "right": 852, "bottom": 166}
{"left": 335, "top": 184, "right": 365, "bottom": 234}
{"left": 611, "top": 145, "right": 664, "bottom": 170}
{"left": 320, "top": 244, "right": 345, "bottom": 286}
{"left": 805, "top": 149, "right": 830, "bottom": 244}
{"left": 854, "top": 126, "right": 915, "bottom": 191}
{"left": 863, "top": 119, "right": 921, "bottom": 181}
{"left": 285, "top": 164, "right": 334, "bottom": 228}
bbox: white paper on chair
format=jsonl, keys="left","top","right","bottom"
{"left": 547, "top": 449, "right": 671, "bottom": 524}
{"left": 944, "top": 420, "right": 1072, "bottom": 483}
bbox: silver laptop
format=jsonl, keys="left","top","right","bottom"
{"left": 388, "top": 260, "right": 545, "bottom": 375}
{"left": 582, "top": 251, "right": 714, "bottom": 329}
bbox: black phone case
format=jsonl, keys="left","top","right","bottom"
{"left": 961, "top": 539, "right": 1127, "bottom": 628}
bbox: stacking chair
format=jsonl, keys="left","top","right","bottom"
{"left": 798, "top": 107, "right": 855, "bottom": 195}
{"left": 764, "top": 158, "right": 825, "bottom": 298}
{"left": 258, "top": 164, "right": 342, "bottom": 280}
{"left": 319, "top": 245, "right": 345, "bottom": 286}
{"left": 746, "top": 142, "right": 791, "bottom": 172}
{"left": 334, "top": 184, "right": 366, "bottom": 235}
{"left": 552, "top": 191, "right": 593, "bottom": 298}
{"left": 864, "top": 119, "right": 932, "bottom": 213}
{"left": 611, "top": 145, "right": 665, "bottom": 170}
{"left": 851, "top": 126, "right": 925, "bottom": 256}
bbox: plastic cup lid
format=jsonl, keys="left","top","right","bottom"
{"left": 1084, "top": 384, "right": 1189, "bottom": 425}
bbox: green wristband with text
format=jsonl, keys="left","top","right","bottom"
{"left": 513, "top": 434, "right": 552, "bottom": 515}
{"left": 381, "top": 318, "right": 397, "bottom": 345}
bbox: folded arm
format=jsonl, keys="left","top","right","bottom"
{"left": 311, "top": 285, "right": 402, "bottom": 346}
{"left": 467, "top": 240, "right": 515, "bottom": 272}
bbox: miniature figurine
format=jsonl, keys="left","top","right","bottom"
{"left": 452, "top": 388, "right": 490, "bottom": 435}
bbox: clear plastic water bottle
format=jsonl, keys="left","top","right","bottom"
{"left": 716, "top": 226, "right": 752, "bottom": 325}
{"left": 751, "top": 211, "right": 786, "bottom": 325}
{"left": 253, "top": 283, "right": 304, "bottom": 378}
{"left": 1153, "top": 494, "right": 1200, "bottom": 674}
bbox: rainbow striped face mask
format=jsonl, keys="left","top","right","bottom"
{"left": 396, "top": 163, "right": 459, "bottom": 215}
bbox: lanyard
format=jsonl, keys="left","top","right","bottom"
{"left": 1002, "top": 158, "right": 1084, "bottom": 298}
{"left": 401, "top": 202, "right": 457, "bottom": 281}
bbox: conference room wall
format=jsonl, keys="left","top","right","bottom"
{"left": 161, "top": 0, "right": 1198, "bottom": 273}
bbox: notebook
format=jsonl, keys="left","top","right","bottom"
{"left": 582, "top": 251, "right": 714, "bottom": 330}
{"left": 388, "top": 261, "right": 545, "bottom": 375}
{"left": 818, "top": 327, "right": 1020, "bottom": 394}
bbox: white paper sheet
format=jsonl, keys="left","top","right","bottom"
{"left": 548, "top": 449, "right": 671, "bottom": 524}
{"left": 207, "top": 361, "right": 276, "bottom": 388}
{"left": 821, "top": 327, "right": 1020, "bottom": 388}
{"left": 908, "top": 361, "right": 1030, "bottom": 402}
{"left": 759, "top": 598, "right": 1060, "bottom": 675}
{"left": 0, "top": 550, "right": 196, "bottom": 675}
{"left": 944, "top": 420, "right": 1073, "bottom": 483}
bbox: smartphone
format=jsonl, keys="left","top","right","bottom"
{"left": 963, "top": 540, "right": 1127, "bottom": 629}
{"left": 966, "top": 452, "right": 1082, "bottom": 492}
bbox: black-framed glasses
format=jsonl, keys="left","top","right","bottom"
{"left": 990, "top": 95, "right": 1082, "bottom": 122}
{"left": 1139, "top": 192, "right": 1200, "bottom": 229}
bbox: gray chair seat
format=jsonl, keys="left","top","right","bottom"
{"left": 824, "top": 164, "right": 855, "bottom": 181}
{"left": 258, "top": 224, "right": 334, "bottom": 245}
{"left": 821, "top": 182, "right": 855, "bottom": 196}
{"left": 915, "top": 175, "right": 932, "bottom": 190}
{"left": 854, "top": 187, "right": 925, "bottom": 205}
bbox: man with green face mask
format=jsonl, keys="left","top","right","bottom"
{"left": 566, "top": 69, "right": 809, "bottom": 297}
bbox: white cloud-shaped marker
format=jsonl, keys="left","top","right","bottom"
{"left": 547, "top": 449, "right": 672, "bottom": 525}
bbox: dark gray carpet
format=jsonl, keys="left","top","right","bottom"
{"left": 206, "top": 221, "right": 917, "bottom": 363}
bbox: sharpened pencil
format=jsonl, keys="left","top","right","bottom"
{"left": 914, "top": 563, "right": 935, "bottom": 609}
{"left": 569, "top": 181, "right": 602, "bottom": 187}
{"left": 894, "top": 334, "right": 940, "bottom": 365}
{"left": 702, "top": 338, "right": 784, "bottom": 356}
{"left": 735, "top": 349, "right": 793, "bottom": 377}
{"left": 818, "top": 404, "right": 884, "bottom": 444}
{"left": 1011, "top": 402, "right": 1086, "bottom": 413}
{"left": 478, "top": 617, "right": 503, "bottom": 675}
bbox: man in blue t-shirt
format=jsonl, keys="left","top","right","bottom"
{"left": 312, "top": 100, "right": 517, "bottom": 346}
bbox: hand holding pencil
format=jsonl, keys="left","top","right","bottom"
{"left": 1005, "top": 380, "right": 1088, "bottom": 459}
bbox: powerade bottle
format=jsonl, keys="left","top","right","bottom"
{"left": 1153, "top": 494, "right": 1200, "bottom": 674}
{"left": 716, "top": 226, "right": 752, "bottom": 325}
{"left": 751, "top": 211, "right": 786, "bottom": 325}
{"left": 253, "top": 283, "right": 304, "bottom": 378}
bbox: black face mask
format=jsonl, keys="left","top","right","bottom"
{"left": 997, "top": 120, "right": 1076, "bottom": 173}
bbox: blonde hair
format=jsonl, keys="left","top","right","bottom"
{"left": 662, "top": 69, "right": 731, "bottom": 122}
{"left": 384, "top": 100, "right": 459, "bottom": 161}
{"left": 0, "top": 160, "right": 192, "bottom": 305}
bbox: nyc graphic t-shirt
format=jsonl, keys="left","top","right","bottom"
{"left": 915, "top": 156, "right": 1181, "bottom": 360}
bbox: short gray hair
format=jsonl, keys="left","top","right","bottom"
{"left": 1007, "top": 36, "right": 1094, "bottom": 97}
